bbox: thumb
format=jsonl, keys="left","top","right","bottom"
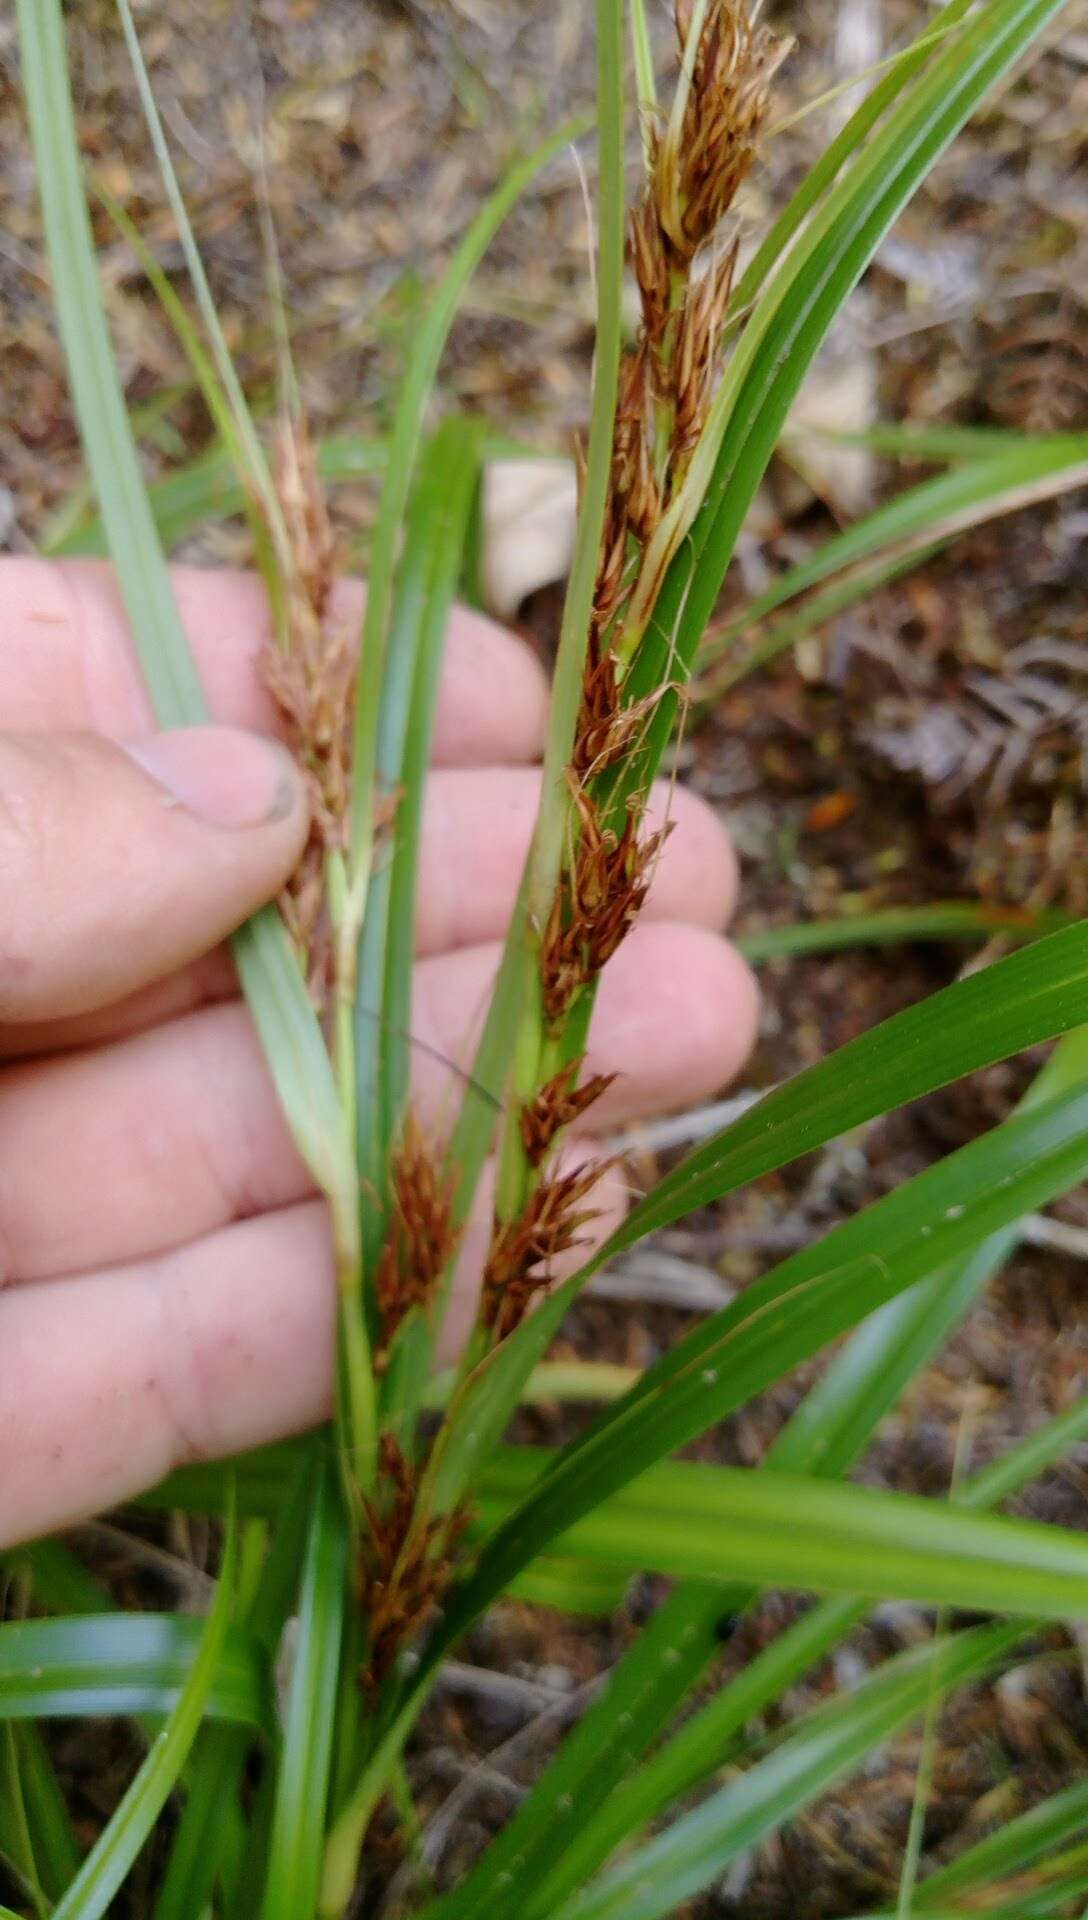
{"left": 0, "top": 727, "right": 308, "bottom": 1022}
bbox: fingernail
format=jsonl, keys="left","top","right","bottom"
{"left": 124, "top": 727, "right": 302, "bottom": 828}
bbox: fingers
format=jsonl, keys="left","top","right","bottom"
{"left": 0, "top": 729, "right": 308, "bottom": 1022}
{"left": 0, "top": 768, "right": 739, "bottom": 1057}
{"left": 0, "top": 1000, "right": 312, "bottom": 1283}
{"left": 0, "top": 922, "right": 757, "bottom": 1285}
{"left": 0, "top": 557, "right": 548, "bottom": 768}
{"left": 0, "top": 1202, "right": 336, "bottom": 1545}
{"left": 414, "top": 769, "right": 738, "bottom": 955}
{"left": 0, "top": 1151, "right": 629, "bottom": 1547}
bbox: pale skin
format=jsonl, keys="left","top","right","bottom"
{"left": 0, "top": 557, "right": 760, "bottom": 1549}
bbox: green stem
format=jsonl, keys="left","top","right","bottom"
{"left": 486, "top": 0, "right": 627, "bottom": 1247}
{"left": 320, "top": 16, "right": 626, "bottom": 1909}
{"left": 328, "top": 851, "right": 376, "bottom": 1509}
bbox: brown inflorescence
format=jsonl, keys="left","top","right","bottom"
{"left": 481, "top": 1159, "right": 608, "bottom": 1340}
{"left": 540, "top": 777, "right": 668, "bottom": 1027}
{"left": 358, "top": 1433, "right": 469, "bottom": 1690}
{"left": 672, "top": 236, "right": 740, "bottom": 456}
{"left": 259, "top": 412, "right": 362, "bottom": 998}
{"left": 483, "top": 0, "right": 787, "bottom": 1349}
{"left": 624, "top": 1, "right": 792, "bottom": 507}
{"left": 520, "top": 1058, "right": 618, "bottom": 1168}
{"left": 374, "top": 1112, "right": 461, "bottom": 1367}
{"left": 658, "top": 0, "right": 792, "bottom": 267}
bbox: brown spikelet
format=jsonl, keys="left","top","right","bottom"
{"left": 520, "top": 1059, "right": 618, "bottom": 1167}
{"left": 672, "top": 236, "right": 740, "bottom": 458}
{"left": 656, "top": 0, "right": 792, "bottom": 265}
{"left": 481, "top": 1160, "right": 608, "bottom": 1339}
{"left": 358, "top": 1433, "right": 469, "bottom": 1689}
{"left": 374, "top": 1113, "right": 461, "bottom": 1367}
{"left": 593, "top": 495, "right": 631, "bottom": 639}
{"left": 260, "top": 411, "right": 358, "bottom": 998}
{"left": 612, "top": 345, "right": 661, "bottom": 548}
{"left": 540, "top": 778, "right": 669, "bottom": 1026}
{"left": 573, "top": 626, "right": 677, "bottom": 783}
{"left": 573, "top": 629, "right": 624, "bottom": 778}
{"left": 629, "top": 201, "right": 671, "bottom": 363}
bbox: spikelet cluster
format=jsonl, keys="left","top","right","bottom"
{"left": 260, "top": 414, "right": 358, "bottom": 996}
{"left": 358, "top": 1434, "right": 469, "bottom": 1689}
{"left": 374, "top": 1114, "right": 461, "bottom": 1369}
{"left": 481, "top": 0, "right": 788, "bottom": 1344}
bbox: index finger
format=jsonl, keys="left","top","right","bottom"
{"left": 0, "top": 557, "right": 549, "bottom": 767}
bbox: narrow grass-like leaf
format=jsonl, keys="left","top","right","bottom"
{"left": 738, "top": 900, "right": 1075, "bottom": 964}
{"left": 709, "top": 435, "right": 1088, "bottom": 657}
{"left": 476, "top": 1447, "right": 1088, "bottom": 1617}
{"left": 362, "top": 421, "right": 488, "bottom": 1420}
{"left": 10, "top": 1724, "right": 82, "bottom": 1899}
{"left": 623, "top": 0, "right": 1066, "bottom": 770}
{"left": 49, "top": 1502, "right": 238, "bottom": 1920}
{"left": 91, "top": 177, "right": 285, "bottom": 621}
{"left": 604, "top": 921, "right": 1088, "bottom": 1251}
{"left": 0, "top": 1725, "right": 48, "bottom": 1920}
{"left": 507, "top": 1557, "right": 630, "bottom": 1618}
{"left": 550, "top": 1624, "right": 1025, "bottom": 1920}
{"left": 149, "top": 1726, "right": 251, "bottom": 1920}
{"left": 17, "top": 0, "right": 355, "bottom": 1220}
{"left": 418, "top": 921, "right": 1088, "bottom": 1528}
{"left": 422, "top": 1032, "right": 1088, "bottom": 1920}
{"left": 919, "top": 1778, "right": 1088, "bottom": 1907}
{"left": 362, "top": 419, "right": 486, "bottom": 1164}
{"left": 0, "top": 1614, "right": 268, "bottom": 1728}
{"left": 773, "top": 1025, "right": 1088, "bottom": 1478}
{"left": 704, "top": 542, "right": 940, "bottom": 689}
{"left": 821, "top": 419, "right": 1039, "bottom": 462}
{"left": 16, "top": 0, "right": 205, "bottom": 723}
{"left": 259, "top": 1460, "right": 347, "bottom": 1920}
{"left": 114, "top": 0, "right": 290, "bottom": 584}
{"left": 481, "top": 0, "right": 626, "bottom": 1254}
{"left": 332, "top": 1075, "right": 1088, "bottom": 1882}
{"left": 0, "top": 1540, "right": 107, "bottom": 1617}
{"left": 729, "top": 0, "right": 975, "bottom": 321}
{"left": 347, "top": 114, "right": 590, "bottom": 886}
{"left": 424, "top": 1075, "right": 1088, "bottom": 1652}
{"left": 354, "top": 419, "right": 486, "bottom": 1275}
{"left": 151, "top": 1453, "right": 320, "bottom": 1920}
{"left": 425, "top": 1038, "right": 1088, "bottom": 1920}
{"left": 231, "top": 908, "right": 355, "bottom": 1216}
{"left": 461, "top": 1379, "right": 1088, "bottom": 1920}
{"left": 703, "top": 435, "right": 1088, "bottom": 681}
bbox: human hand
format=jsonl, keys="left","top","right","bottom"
{"left": 0, "top": 558, "right": 759, "bottom": 1548}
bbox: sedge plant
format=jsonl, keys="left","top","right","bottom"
{"left": 8, "top": 0, "right": 1088, "bottom": 1916}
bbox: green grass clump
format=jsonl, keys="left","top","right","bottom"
{"left": 7, "top": 0, "right": 1088, "bottom": 1915}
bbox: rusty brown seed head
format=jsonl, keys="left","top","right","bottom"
{"left": 259, "top": 412, "right": 360, "bottom": 1001}
{"left": 541, "top": 782, "right": 668, "bottom": 1026}
{"left": 358, "top": 1432, "right": 469, "bottom": 1689}
{"left": 630, "top": 202, "right": 671, "bottom": 360}
{"left": 654, "top": 0, "right": 791, "bottom": 266}
{"left": 374, "top": 1113, "right": 461, "bottom": 1366}
{"left": 520, "top": 1058, "right": 618, "bottom": 1168}
{"left": 573, "top": 629, "right": 624, "bottom": 779}
{"left": 672, "top": 235, "right": 740, "bottom": 458}
{"left": 481, "top": 1160, "right": 608, "bottom": 1340}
